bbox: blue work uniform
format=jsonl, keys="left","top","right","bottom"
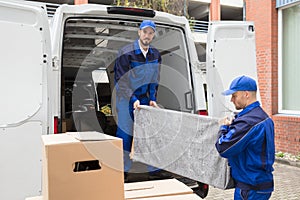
{"left": 114, "top": 39, "right": 161, "bottom": 172}
{"left": 215, "top": 101, "right": 275, "bottom": 200}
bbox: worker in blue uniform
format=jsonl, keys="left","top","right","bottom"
{"left": 114, "top": 20, "right": 168, "bottom": 181}
{"left": 215, "top": 75, "right": 275, "bottom": 200}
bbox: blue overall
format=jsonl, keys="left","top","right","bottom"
{"left": 215, "top": 101, "right": 275, "bottom": 200}
{"left": 114, "top": 39, "right": 161, "bottom": 172}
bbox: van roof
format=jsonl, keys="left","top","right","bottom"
{"left": 55, "top": 4, "right": 188, "bottom": 27}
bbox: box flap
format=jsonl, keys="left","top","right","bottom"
{"left": 42, "top": 133, "right": 79, "bottom": 146}
{"left": 42, "top": 132, "right": 121, "bottom": 146}
{"left": 74, "top": 131, "right": 119, "bottom": 141}
{"left": 125, "top": 183, "right": 154, "bottom": 192}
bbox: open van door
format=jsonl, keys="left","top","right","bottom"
{"left": 0, "top": 1, "right": 52, "bottom": 199}
{"left": 206, "top": 21, "right": 260, "bottom": 118}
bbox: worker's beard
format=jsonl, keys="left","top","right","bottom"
{"left": 140, "top": 38, "right": 150, "bottom": 47}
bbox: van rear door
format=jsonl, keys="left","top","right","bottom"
{"left": 0, "top": 1, "right": 52, "bottom": 199}
{"left": 206, "top": 21, "right": 259, "bottom": 118}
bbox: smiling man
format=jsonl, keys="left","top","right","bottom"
{"left": 215, "top": 75, "right": 275, "bottom": 200}
{"left": 114, "top": 20, "right": 170, "bottom": 181}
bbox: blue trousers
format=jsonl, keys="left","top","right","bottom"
{"left": 234, "top": 188, "right": 272, "bottom": 200}
{"left": 116, "top": 96, "right": 158, "bottom": 173}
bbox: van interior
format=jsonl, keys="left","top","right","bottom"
{"left": 61, "top": 18, "right": 195, "bottom": 135}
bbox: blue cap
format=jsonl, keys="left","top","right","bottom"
{"left": 222, "top": 75, "right": 257, "bottom": 95}
{"left": 140, "top": 20, "right": 156, "bottom": 32}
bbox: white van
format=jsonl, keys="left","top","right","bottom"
{"left": 0, "top": 1, "right": 258, "bottom": 199}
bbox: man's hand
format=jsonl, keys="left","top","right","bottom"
{"left": 220, "top": 116, "right": 234, "bottom": 126}
{"left": 133, "top": 100, "right": 140, "bottom": 110}
{"left": 149, "top": 100, "right": 159, "bottom": 108}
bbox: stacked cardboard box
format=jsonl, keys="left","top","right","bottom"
{"left": 27, "top": 177, "right": 202, "bottom": 200}
{"left": 27, "top": 178, "right": 202, "bottom": 200}
{"left": 125, "top": 179, "right": 202, "bottom": 200}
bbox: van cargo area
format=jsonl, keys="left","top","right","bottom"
{"left": 61, "top": 18, "right": 197, "bottom": 135}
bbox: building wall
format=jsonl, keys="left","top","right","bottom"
{"left": 245, "top": 0, "right": 275, "bottom": 115}
{"left": 246, "top": 0, "right": 300, "bottom": 155}
{"left": 203, "top": 0, "right": 300, "bottom": 155}
{"left": 210, "top": 0, "right": 221, "bottom": 20}
{"left": 74, "top": 0, "right": 88, "bottom": 4}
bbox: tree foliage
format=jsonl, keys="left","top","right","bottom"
{"left": 113, "top": 0, "right": 188, "bottom": 17}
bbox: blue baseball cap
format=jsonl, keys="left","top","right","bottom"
{"left": 140, "top": 20, "right": 156, "bottom": 32}
{"left": 222, "top": 75, "right": 257, "bottom": 96}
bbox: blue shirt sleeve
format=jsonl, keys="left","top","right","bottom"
{"left": 114, "top": 49, "right": 135, "bottom": 100}
{"left": 215, "top": 119, "right": 252, "bottom": 158}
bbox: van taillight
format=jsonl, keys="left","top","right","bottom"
{"left": 198, "top": 110, "right": 208, "bottom": 116}
{"left": 54, "top": 116, "right": 58, "bottom": 134}
{"left": 107, "top": 6, "right": 155, "bottom": 17}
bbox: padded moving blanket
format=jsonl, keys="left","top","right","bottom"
{"left": 133, "top": 106, "right": 234, "bottom": 190}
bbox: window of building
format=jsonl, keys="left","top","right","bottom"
{"left": 279, "top": 3, "right": 300, "bottom": 114}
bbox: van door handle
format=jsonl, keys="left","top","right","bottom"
{"left": 184, "top": 91, "right": 193, "bottom": 110}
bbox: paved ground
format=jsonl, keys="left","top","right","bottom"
{"left": 205, "top": 162, "right": 300, "bottom": 200}
{"left": 129, "top": 161, "right": 300, "bottom": 199}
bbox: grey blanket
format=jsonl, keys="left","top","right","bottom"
{"left": 133, "top": 106, "right": 234, "bottom": 190}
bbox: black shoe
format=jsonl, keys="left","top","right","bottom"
{"left": 124, "top": 172, "right": 129, "bottom": 183}
{"left": 148, "top": 170, "right": 173, "bottom": 180}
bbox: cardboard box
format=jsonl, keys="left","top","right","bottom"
{"left": 61, "top": 119, "right": 66, "bottom": 133}
{"left": 134, "top": 193, "right": 203, "bottom": 200}
{"left": 42, "top": 132, "right": 124, "bottom": 200}
{"left": 125, "top": 179, "right": 193, "bottom": 199}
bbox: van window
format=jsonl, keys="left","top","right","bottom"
{"left": 61, "top": 18, "right": 193, "bottom": 134}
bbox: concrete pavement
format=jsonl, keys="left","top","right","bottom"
{"left": 205, "top": 162, "right": 300, "bottom": 200}
{"left": 129, "top": 160, "right": 300, "bottom": 199}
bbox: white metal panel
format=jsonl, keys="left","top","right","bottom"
{"left": 185, "top": 23, "right": 207, "bottom": 112}
{"left": 206, "top": 21, "right": 260, "bottom": 118}
{"left": 0, "top": 122, "right": 43, "bottom": 199}
{"left": 0, "top": 1, "right": 51, "bottom": 200}
{"left": 0, "top": 1, "right": 49, "bottom": 126}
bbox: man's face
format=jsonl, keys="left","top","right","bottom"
{"left": 138, "top": 27, "right": 155, "bottom": 47}
{"left": 230, "top": 91, "right": 248, "bottom": 110}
